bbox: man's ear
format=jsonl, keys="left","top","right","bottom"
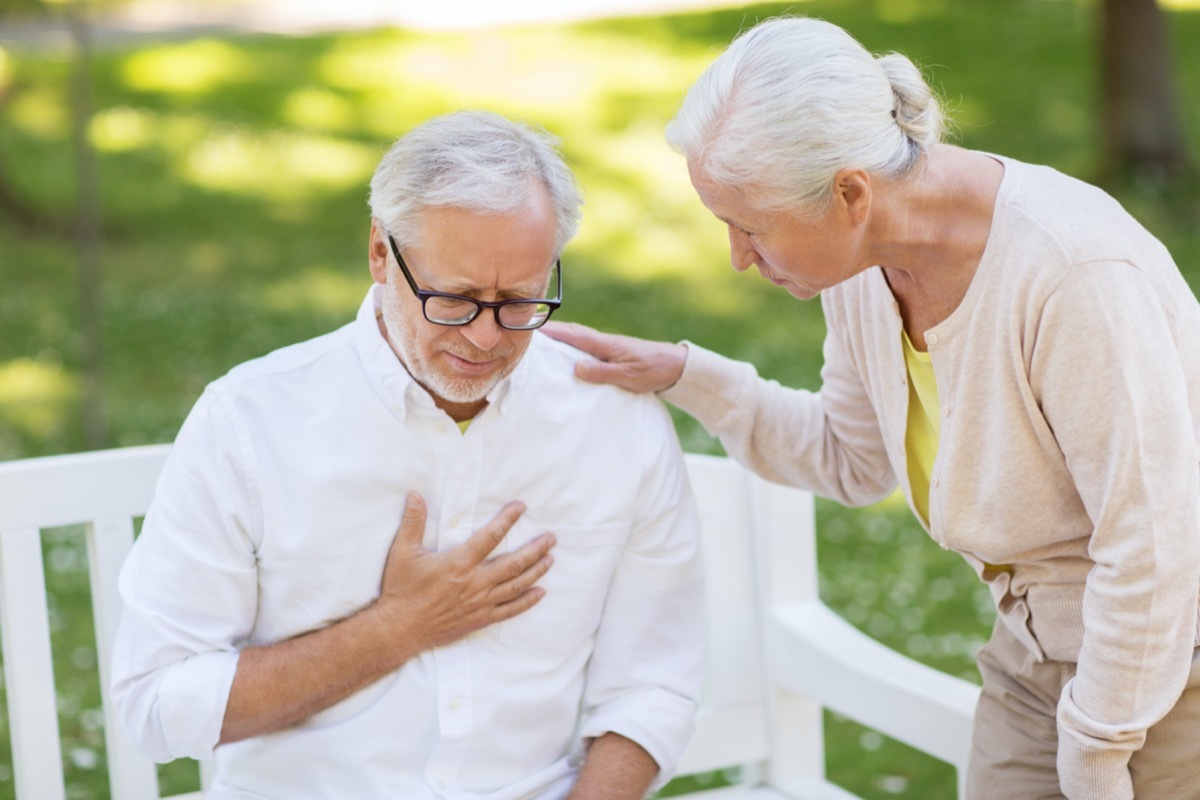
{"left": 368, "top": 218, "right": 389, "bottom": 285}
{"left": 832, "top": 168, "right": 872, "bottom": 227}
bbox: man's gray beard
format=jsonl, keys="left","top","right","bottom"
{"left": 382, "top": 302, "right": 515, "bottom": 405}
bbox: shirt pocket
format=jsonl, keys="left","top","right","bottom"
{"left": 489, "top": 520, "right": 628, "bottom": 658}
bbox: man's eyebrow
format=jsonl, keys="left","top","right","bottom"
{"left": 433, "top": 276, "right": 552, "bottom": 299}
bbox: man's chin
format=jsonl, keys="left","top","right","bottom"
{"left": 426, "top": 374, "right": 499, "bottom": 406}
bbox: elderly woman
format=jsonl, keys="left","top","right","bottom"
{"left": 545, "top": 16, "right": 1200, "bottom": 800}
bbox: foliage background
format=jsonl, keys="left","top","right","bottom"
{"left": 1, "top": 0, "right": 1198, "bottom": 797}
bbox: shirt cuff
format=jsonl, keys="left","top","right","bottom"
{"left": 159, "top": 650, "right": 240, "bottom": 760}
{"left": 1055, "top": 725, "right": 1134, "bottom": 800}
{"left": 579, "top": 689, "right": 698, "bottom": 794}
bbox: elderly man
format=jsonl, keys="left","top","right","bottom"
{"left": 111, "top": 111, "right": 704, "bottom": 800}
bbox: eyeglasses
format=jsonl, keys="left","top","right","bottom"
{"left": 386, "top": 233, "right": 562, "bottom": 331}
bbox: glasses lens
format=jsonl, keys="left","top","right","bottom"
{"left": 498, "top": 302, "right": 553, "bottom": 330}
{"left": 424, "top": 296, "right": 479, "bottom": 325}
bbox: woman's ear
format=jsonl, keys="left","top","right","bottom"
{"left": 833, "top": 167, "right": 872, "bottom": 226}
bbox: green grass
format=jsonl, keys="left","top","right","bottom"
{"left": 1, "top": 0, "right": 1198, "bottom": 797}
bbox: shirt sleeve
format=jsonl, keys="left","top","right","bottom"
{"left": 659, "top": 296, "right": 895, "bottom": 506}
{"left": 576, "top": 396, "right": 705, "bottom": 792}
{"left": 110, "top": 387, "right": 261, "bottom": 762}
{"left": 1031, "top": 262, "right": 1200, "bottom": 799}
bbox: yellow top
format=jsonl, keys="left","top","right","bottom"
{"left": 457, "top": 419, "right": 472, "bottom": 433}
{"left": 902, "top": 330, "right": 940, "bottom": 526}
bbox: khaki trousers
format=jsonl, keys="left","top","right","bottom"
{"left": 965, "top": 620, "right": 1200, "bottom": 800}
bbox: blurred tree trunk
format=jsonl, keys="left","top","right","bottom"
{"left": 66, "top": 0, "right": 109, "bottom": 448}
{"left": 1099, "top": 0, "right": 1190, "bottom": 183}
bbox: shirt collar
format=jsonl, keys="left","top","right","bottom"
{"left": 353, "top": 284, "right": 529, "bottom": 423}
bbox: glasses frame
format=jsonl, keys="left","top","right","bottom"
{"left": 386, "top": 233, "right": 562, "bottom": 331}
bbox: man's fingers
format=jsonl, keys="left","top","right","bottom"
{"left": 460, "top": 501, "right": 528, "bottom": 562}
{"left": 395, "top": 492, "right": 428, "bottom": 546}
{"left": 489, "top": 550, "right": 554, "bottom": 603}
{"left": 490, "top": 583, "right": 547, "bottom": 622}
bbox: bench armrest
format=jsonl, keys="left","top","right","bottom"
{"left": 765, "top": 600, "right": 979, "bottom": 771}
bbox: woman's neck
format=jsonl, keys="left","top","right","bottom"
{"left": 873, "top": 146, "right": 1004, "bottom": 347}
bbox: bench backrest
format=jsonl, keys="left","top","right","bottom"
{"left": 0, "top": 446, "right": 824, "bottom": 798}
{"left": 672, "top": 453, "right": 824, "bottom": 787}
{"left": 0, "top": 445, "right": 175, "bottom": 800}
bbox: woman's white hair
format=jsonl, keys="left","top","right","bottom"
{"left": 666, "top": 16, "right": 945, "bottom": 215}
{"left": 369, "top": 110, "right": 583, "bottom": 255}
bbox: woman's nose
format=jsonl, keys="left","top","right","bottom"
{"left": 728, "top": 227, "right": 757, "bottom": 273}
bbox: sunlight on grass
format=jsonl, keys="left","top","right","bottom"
{"left": 8, "top": 85, "right": 67, "bottom": 137}
{"left": 89, "top": 103, "right": 217, "bottom": 161}
{"left": 281, "top": 87, "right": 357, "bottom": 132}
{"left": 0, "top": 46, "right": 13, "bottom": 91}
{"left": 316, "top": 33, "right": 450, "bottom": 93}
{"left": 399, "top": 33, "right": 595, "bottom": 117}
{"left": 121, "top": 39, "right": 252, "bottom": 94}
{"left": 870, "top": 0, "right": 955, "bottom": 24}
{"left": 0, "top": 358, "right": 78, "bottom": 438}
{"left": 262, "top": 268, "right": 367, "bottom": 316}
{"left": 183, "top": 127, "right": 378, "bottom": 198}
{"left": 89, "top": 105, "right": 156, "bottom": 152}
{"left": 187, "top": 241, "right": 232, "bottom": 276}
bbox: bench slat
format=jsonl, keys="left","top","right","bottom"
{"left": 0, "top": 527, "right": 67, "bottom": 800}
{"left": 88, "top": 517, "right": 160, "bottom": 800}
{"left": 0, "top": 445, "right": 170, "bottom": 531}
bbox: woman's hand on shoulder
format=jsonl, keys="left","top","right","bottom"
{"left": 540, "top": 321, "right": 687, "bottom": 395}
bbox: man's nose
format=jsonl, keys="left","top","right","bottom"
{"left": 459, "top": 310, "right": 505, "bottom": 351}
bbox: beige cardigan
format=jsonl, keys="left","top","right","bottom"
{"left": 662, "top": 155, "right": 1200, "bottom": 799}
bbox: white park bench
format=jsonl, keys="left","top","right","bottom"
{"left": 0, "top": 444, "right": 979, "bottom": 799}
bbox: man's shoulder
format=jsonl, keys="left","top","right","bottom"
{"left": 211, "top": 322, "right": 357, "bottom": 396}
{"left": 528, "top": 332, "right": 660, "bottom": 407}
{"left": 523, "top": 332, "right": 678, "bottom": 436}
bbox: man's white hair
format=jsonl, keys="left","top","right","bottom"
{"left": 369, "top": 110, "right": 583, "bottom": 254}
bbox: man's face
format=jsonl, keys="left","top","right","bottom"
{"left": 368, "top": 188, "right": 558, "bottom": 421}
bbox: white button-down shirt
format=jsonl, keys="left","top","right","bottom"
{"left": 112, "top": 286, "right": 705, "bottom": 799}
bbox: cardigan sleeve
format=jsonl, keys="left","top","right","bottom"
{"left": 659, "top": 296, "right": 895, "bottom": 506}
{"left": 1030, "top": 261, "right": 1200, "bottom": 799}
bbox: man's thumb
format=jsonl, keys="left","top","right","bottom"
{"left": 397, "top": 492, "right": 428, "bottom": 544}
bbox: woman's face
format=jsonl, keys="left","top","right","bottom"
{"left": 688, "top": 163, "right": 870, "bottom": 300}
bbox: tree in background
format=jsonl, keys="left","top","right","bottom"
{"left": 2, "top": 0, "right": 111, "bottom": 446}
{"left": 64, "top": 0, "right": 109, "bottom": 447}
{"left": 1099, "top": 0, "right": 1191, "bottom": 184}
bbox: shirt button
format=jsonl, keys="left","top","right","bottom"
{"left": 932, "top": 476, "right": 940, "bottom": 487}
{"left": 449, "top": 516, "right": 460, "bottom": 528}
{"left": 449, "top": 697, "right": 461, "bottom": 711}
{"left": 927, "top": 333, "right": 939, "bottom": 345}
{"left": 942, "top": 406, "right": 952, "bottom": 417}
